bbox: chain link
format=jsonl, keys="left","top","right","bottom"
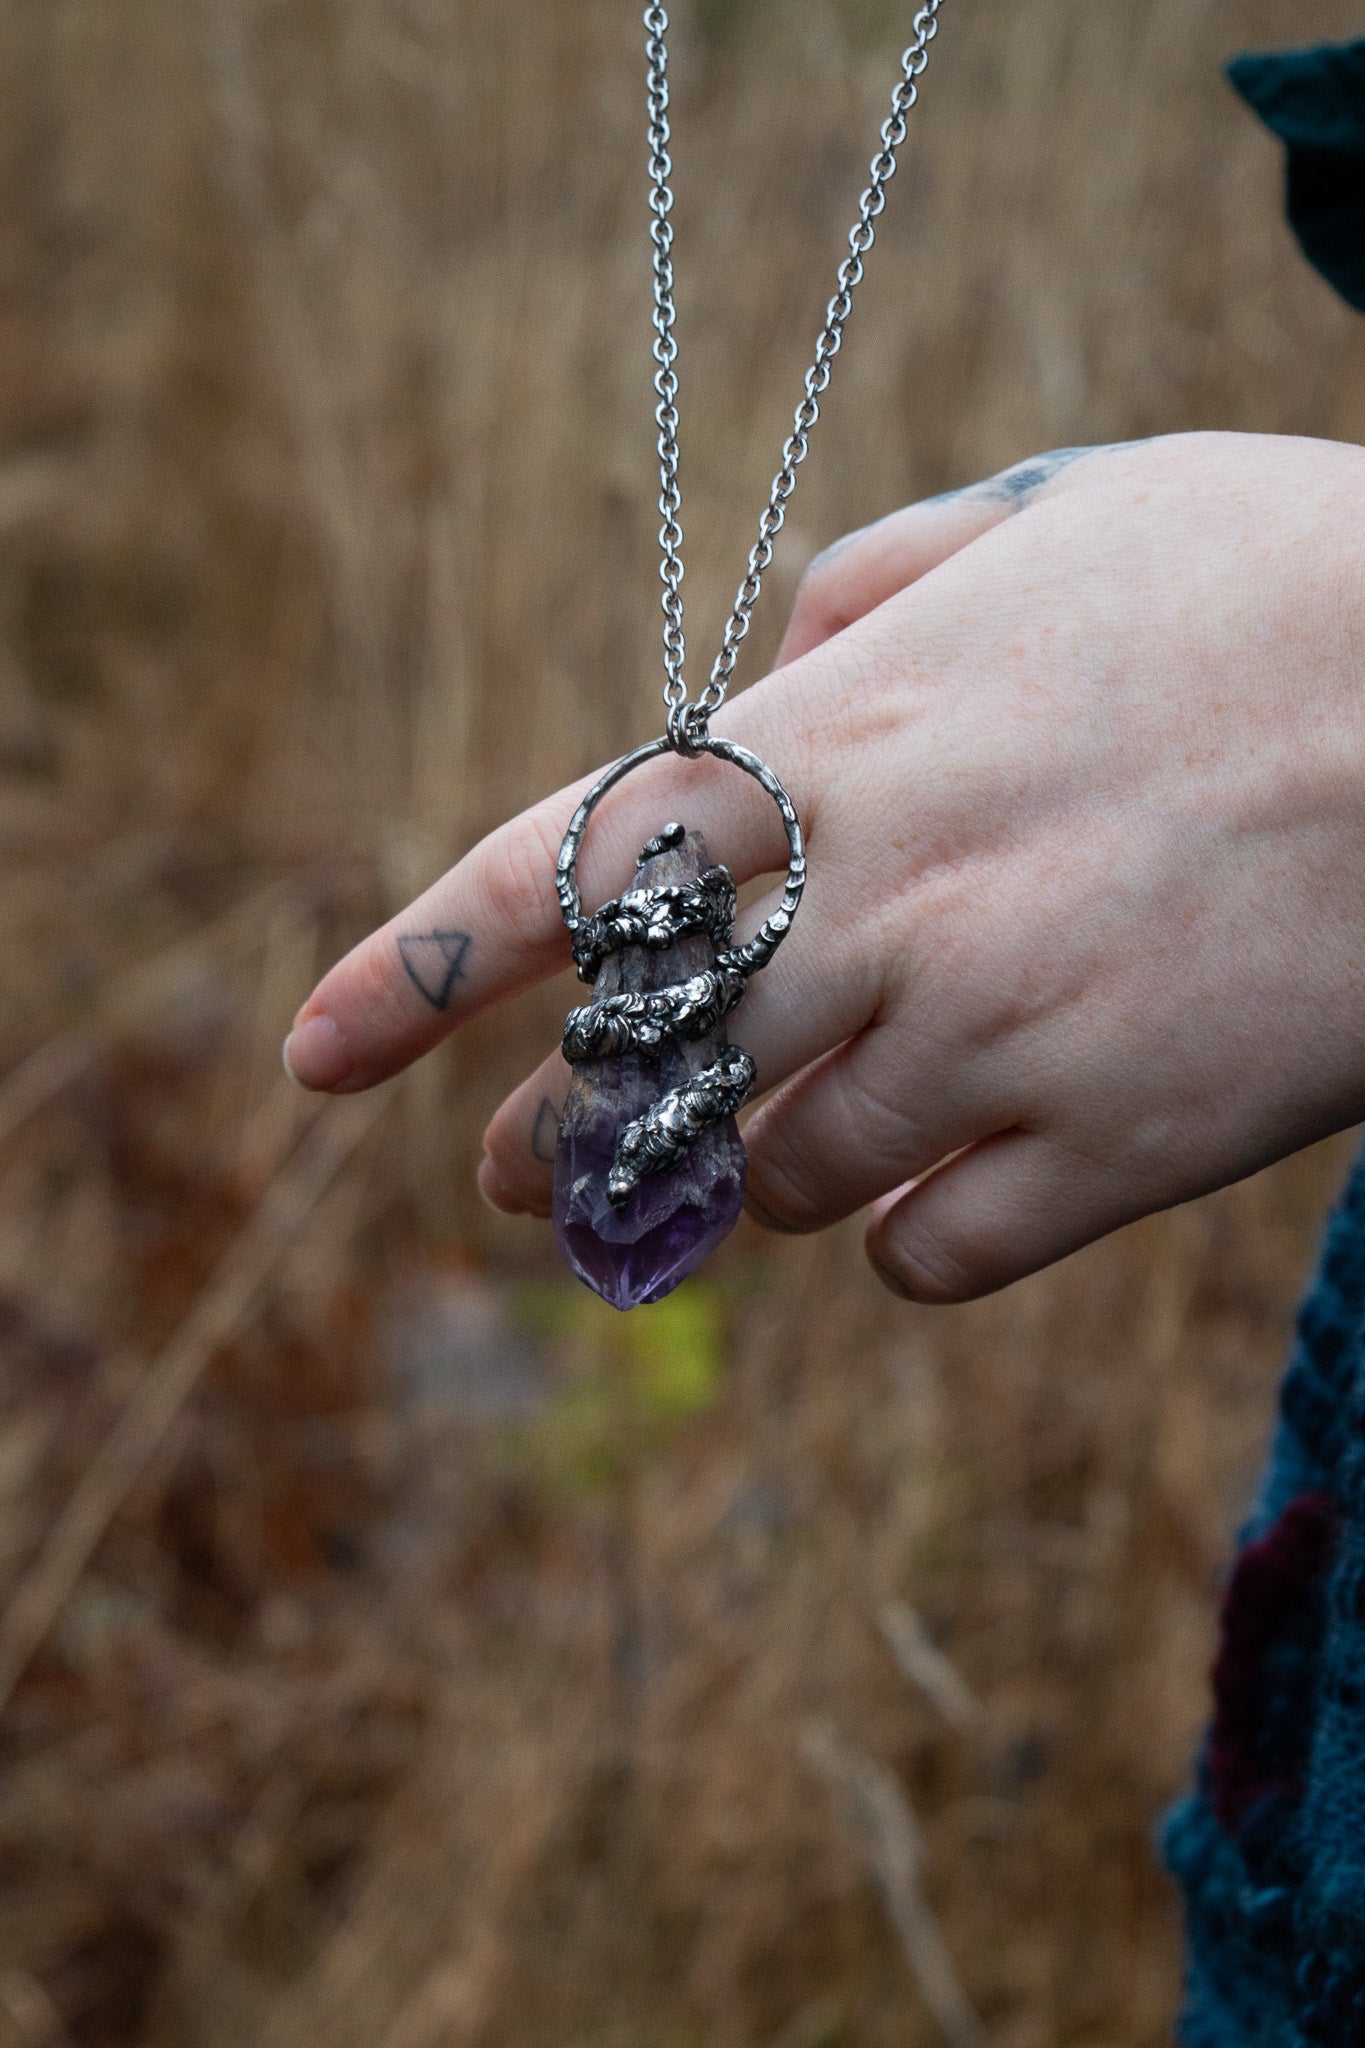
{"left": 643, "top": 0, "right": 944, "bottom": 753}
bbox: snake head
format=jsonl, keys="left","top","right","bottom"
{"left": 606, "top": 1128, "right": 647, "bottom": 1209}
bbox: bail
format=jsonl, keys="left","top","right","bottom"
{"left": 666, "top": 699, "right": 710, "bottom": 757}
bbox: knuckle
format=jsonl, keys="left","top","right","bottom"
{"left": 790, "top": 548, "right": 855, "bottom": 644}
{"left": 746, "top": 1043, "right": 929, "bottom": 1237}
{"left": 744, "top": 1133, "right": 824, "bottom": 1235}
{"left": 878, "top": 1219, "right": 992, "bottom": 1304}
{"left": 823, "top": 1040, "right": 933, "bottom": 1178}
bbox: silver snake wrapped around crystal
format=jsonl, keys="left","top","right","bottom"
{"left": 555, "top": 738, "right": 806, "bottom": 1205}
{"left": 606, "top": 1045, "right": 757, "bottom": 1207}
{"left": 570, "top": 849, "right": 736, "bottom": 981}
{"left": 562, "top": 961, "right": 748, "bottom": 1063}
{"left": 561, "top": 835, "right": 762, "bottom": 1203}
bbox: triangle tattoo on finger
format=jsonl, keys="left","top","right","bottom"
{"left": 398, "top": 929, "right": 472, "bottom": 1011}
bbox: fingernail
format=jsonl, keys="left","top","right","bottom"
{"left": 282, "top": 1014, "right": 352, "bottom": 1091}
{"left": 477, "top": 1154, "right": 527, "bottom": 1216}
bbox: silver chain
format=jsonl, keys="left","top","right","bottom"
{"left": 644, "top": 0, "right": 944, "bottom": 754}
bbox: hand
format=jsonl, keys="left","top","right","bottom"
{"left": 283, "top": 431, "right": 1365, "bottom": 1302}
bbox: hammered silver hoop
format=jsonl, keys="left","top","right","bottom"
{"left": 555, "top": 735, "right": 805, "bottom": 960}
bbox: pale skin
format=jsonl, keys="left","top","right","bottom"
{"left": 283, "top": 431, "right": 1365, "bottom": 1302}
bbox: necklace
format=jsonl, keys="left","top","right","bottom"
{"left": 551, "top": 1, "right": 945, "bottom": 1309}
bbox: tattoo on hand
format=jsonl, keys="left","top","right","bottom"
{"left": 924, "top": 441, "right": 1139, "bottom": 513}
{"left": 530, "top": 1095, "right": 562, "bottom": 1165}
{"left": 397, "top": 929, "right": 472, "bottom": 1011}
{"left": 808, "top": 443, "right": 1144, "bottom": 579}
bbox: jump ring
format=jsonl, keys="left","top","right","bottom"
{"left": 555, "top": 731, "right": 805, "bottom": 967}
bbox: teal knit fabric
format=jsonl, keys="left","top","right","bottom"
{"left": 1165, "top": 1140, "right": 1365, "bottom": 2044}
{"left": 1228, "top": 39, "right": 1365, "bottom": 312}
{"left": 1160, "top": 44, "right": 1365, "bottom": 2044}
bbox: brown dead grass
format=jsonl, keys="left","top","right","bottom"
{"left": 1, "top": 0, "right": 1364, "bottom": 2042}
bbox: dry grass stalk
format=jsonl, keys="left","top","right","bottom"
{"left": 878, "top": 1603, "right": 984, "bottom": 1735}
{"left": 803, "top": 1719, "right": 983, "bottom": 2048}
{"left": 0, "top": 879, "right": 292, "bottom": 1151}
{"left": 0, "top": 1095, "right": 384, "bottom": 1713}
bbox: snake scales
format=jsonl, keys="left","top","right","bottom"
{"left": 559, "top": 823, "right": 763, "bottom": 1208}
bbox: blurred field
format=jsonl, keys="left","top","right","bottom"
{"left": 1, "top": 0, "right": 1364, "bottom": 2042}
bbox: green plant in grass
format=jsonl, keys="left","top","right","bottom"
{"left": 509, "top": 1279, "right": 729, "bottom": 1495}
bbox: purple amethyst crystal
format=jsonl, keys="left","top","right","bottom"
{"left": 553, "top": 828, "right": 747, "bottom": 1309}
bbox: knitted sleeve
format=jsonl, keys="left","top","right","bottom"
{"left": 1228, "top": 39, "right": 1365, "bottom": 313}
{"left": 1165, "top": 1141, "right": 1365, "bottom": 2046}
{"left": 1160, "top": 43, "right": 1365, "bottom": 2048}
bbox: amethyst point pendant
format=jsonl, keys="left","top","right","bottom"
{"left": 553, "top": 828, "right": 749, "bottom": 1309}
{"left": 552, "top": 734, "right": 805, "bottom": 1310}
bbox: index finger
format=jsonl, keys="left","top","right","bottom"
{"left": 283, "top": 723, "right": 800, "bottom": 1094}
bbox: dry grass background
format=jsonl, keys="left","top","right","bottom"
{"left": 1, "top": 0, "right": 1365, "bottom": 2042}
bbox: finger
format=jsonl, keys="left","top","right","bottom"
{"left": 778, "top": 497, "right": 1012, "bottom": 666}
{"left": 740, "top": 1016, "right": 999, "bottom": 1234}
{"left": 284, "top": 734, "right": 799, "bottom": 1094}
{"left": 864, "top": 1129, "right": 1130, "bottom": 1304}
{"left": 481, "top": 872, "right": 884, "bottom": 1216}
{"left": 479, "top": 1053, "right": 569, "bottom": 1218}
{"left": 777, "top": 445, "right": 1118, "bottom": 666}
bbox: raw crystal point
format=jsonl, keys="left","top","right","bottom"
{"left": 554, "top": 828, "right": 747, "bottom": 1309}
